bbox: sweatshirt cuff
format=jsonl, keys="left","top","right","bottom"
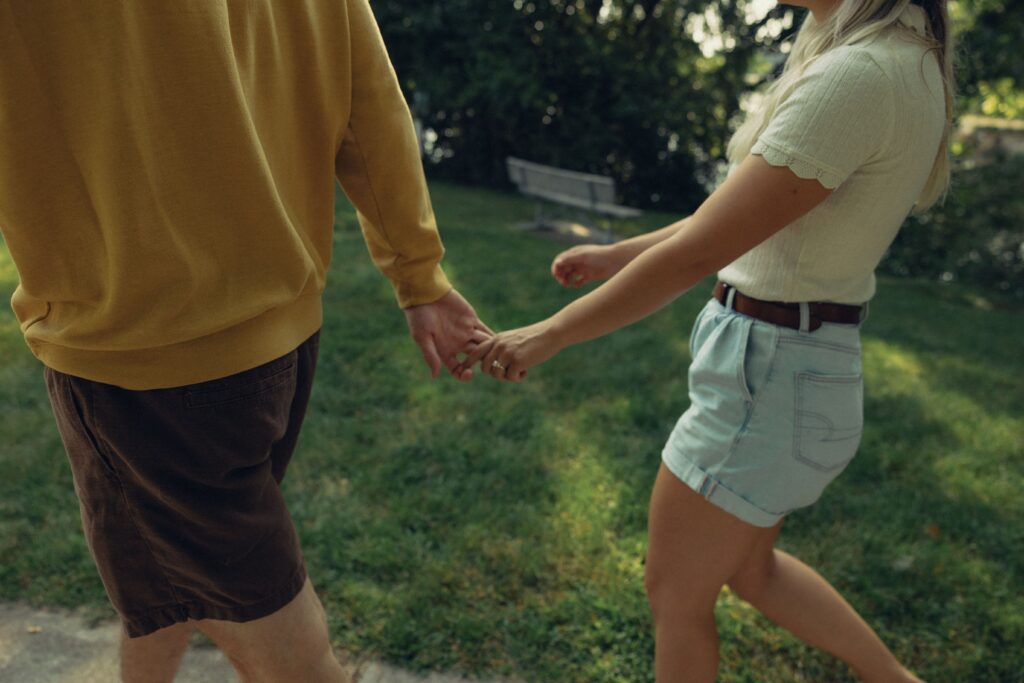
{"left": 394, "top": 264, "right": 452, "bottom": 308}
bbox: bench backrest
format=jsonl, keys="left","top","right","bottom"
{"left": 506, "top": 157, "right": 617, "bottom": 208}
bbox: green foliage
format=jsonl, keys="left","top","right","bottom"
{"left": 2, "top": 183, "right": 1023, "bottom": 682}
{"left": 954, "top": 0, "right": 1024, "bottom": 115}
{"left": 882, "top": 156, "right": 1024, "bottom": 299}
{"left": 373, "top": 0, "right": 783, "bottom": 211}
{"left": 973, "top": 78, "right": 1024, "bottom": 119}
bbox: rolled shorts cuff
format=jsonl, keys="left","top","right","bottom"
{"left": 121, "top": 564, "right": 308, "bottom": 638}
{"left": 661, "top": 444, "right": 784, "bottom": 528}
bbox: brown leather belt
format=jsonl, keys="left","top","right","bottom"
{"left": 713, "top": 281, "right": 864, "bottom": 332}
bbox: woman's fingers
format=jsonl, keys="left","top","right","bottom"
{"left": 483, "top": 346, "right": 510, "bottom": 380}
{"left": 461, "top": 337, "right": 495, "bottom": 374}
{"left": 556, "top": 266, "right": 583, "bottom": 288}
{"left": 505, "top": 359, "right": 527, "bottom": 382}
{"left": 553, "top": 251, "right": 583, "bottom": 285}
{"left": 457, "top": 330, "right": 535, "bottom": 383}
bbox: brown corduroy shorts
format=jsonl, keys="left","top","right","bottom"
{"left": 44, "top": 331, "right": 320, "bottom": 638}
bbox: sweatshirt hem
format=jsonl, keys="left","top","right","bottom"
{"left": 31, "top": 293, "right": 324, "bottom": 390}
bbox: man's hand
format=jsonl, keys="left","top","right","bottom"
{"left": 404, "top": 289, "right": 493, "bottom": 381}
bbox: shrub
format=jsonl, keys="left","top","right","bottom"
{"left": 882, "top": 155, "right": 1024, "bottom": 299}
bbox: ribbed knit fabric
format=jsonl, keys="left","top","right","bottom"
{"left": 0, "top": 0, "right": 451, "bottom": 389}
{"left": 719, "top": 5, "right": 945, "bottom": 304}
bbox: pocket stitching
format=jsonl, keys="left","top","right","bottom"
{"left": 735, "top": 319, "right": 754, "bottom": 404}
{"left": 64, "top": 376, "right": 120, "bottom": 478}
{"left": 778, "top": 337, "right": 860, "bottom": 355}
{"left": 793, "top": 372, "right": 863, "bottom": 473}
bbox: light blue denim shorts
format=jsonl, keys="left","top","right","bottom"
{"left": 662, "top": 296, "right": 864, "bottom": 527}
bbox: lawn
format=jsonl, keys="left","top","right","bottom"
{"left": 1, "top": 181, "right": 1022, "bottom": 682}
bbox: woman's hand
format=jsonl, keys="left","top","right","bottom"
{"left": 457, "top": 319, "right": 566, "bottom": 382}
{"left": 551, "top": 244, "right": 626, "bottom": 288}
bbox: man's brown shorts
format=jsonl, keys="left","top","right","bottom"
{"left": 44, "top": 331, "right": 320, "bottom": 637}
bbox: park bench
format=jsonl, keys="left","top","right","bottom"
{"left": 506, "top": 156, "right": 642, "bottom": 243}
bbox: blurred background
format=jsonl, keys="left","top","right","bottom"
{"left": 376, "top": 0, "right": 1023, "bottom": 299}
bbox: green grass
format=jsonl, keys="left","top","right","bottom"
{"left": 1, "top": 181, "right": 1022, "bottom": 682}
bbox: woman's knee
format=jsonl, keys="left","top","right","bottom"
{"left": 644, "top": 557, "right": 719, "bottom": 622}
{"left": 727, "top": 549, "right": 777, "bottom": 603}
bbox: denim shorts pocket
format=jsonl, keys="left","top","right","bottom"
{"left": 793, "top": 372, "right": 863, "bottom": 472}
{"left": 688, "top": 301, "right": 714, "bottom": 358}
{"left": 740, "top": 320, "right": 778, "bottom": 404}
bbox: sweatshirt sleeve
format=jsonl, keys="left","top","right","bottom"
{"left": 334, "top": 0, "right": 451, "bottom": 308}
{"left": 752, "top": 48, "right": 896, "bottom": 189}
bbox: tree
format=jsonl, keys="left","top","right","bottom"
{"left": 374, "top": 0, "right": 787, "bottom": 211}
{"left": 954, "top": 0, "right": 1024, "bottom": 118}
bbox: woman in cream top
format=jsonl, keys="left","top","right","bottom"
{"left": 721, "top": 4, "right": 946, "bottom": 304}
{"left": 462, "top": 0, "right": 951, "bottom": 680}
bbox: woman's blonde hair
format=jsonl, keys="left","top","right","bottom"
{"left": 727, "top": 0, "right": 954, "bottom": 209}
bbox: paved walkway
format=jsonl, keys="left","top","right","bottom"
{"left": 0, "top": 603, "right": 519, "bottom": 683}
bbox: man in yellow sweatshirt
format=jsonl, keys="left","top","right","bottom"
{"left": 0, "top": 1, "right": 490, "bottom": 680}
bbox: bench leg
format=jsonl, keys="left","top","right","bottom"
{"left": 535, "top": 201, "right": 547, "bottom": 230}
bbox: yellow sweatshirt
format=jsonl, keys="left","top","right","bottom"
{"left": 0, "top": 0, "right": 451, "bottom": 389}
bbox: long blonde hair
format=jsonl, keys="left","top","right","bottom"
{"left": 727, "top": 0, "right": 954, "bottom": 209}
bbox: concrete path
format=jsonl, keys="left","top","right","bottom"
{"left": 0, "top": 603, "right": 520, "bottom": 683}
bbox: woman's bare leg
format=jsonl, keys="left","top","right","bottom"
{"left": 727, "top": 526, "right": 923, "bottom": 682}
{"left": 644, "top": 463, "right": 777, "bottom": 682}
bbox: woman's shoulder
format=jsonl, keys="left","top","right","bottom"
{"left": 796, "top": 45, "right": 894, "bottom": 109}
{"left": 819, "top": 13, "right": 937, "bottom": 84}
{"left": 806, "top": 44, "right": 890, "bottom": 83}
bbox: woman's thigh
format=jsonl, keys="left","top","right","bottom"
{"left": 645, "top": 463, "right": 779, "bottom": 613}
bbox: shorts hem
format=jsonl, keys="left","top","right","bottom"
{"left": 662, "top": 445, "right": 784, "bottom": 528}
{"left": 121, "top": 563, "right": 308, "bottom": 638}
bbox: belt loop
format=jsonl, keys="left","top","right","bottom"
{"left": 725, "top": 286, "right": 737, "bottom": 311}
{"left": 799, "top": 302, "right": 810, "bottom": 333}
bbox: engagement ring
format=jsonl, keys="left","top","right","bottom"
{"left": 491, "top": 360, "right": 506, "bottom": 371}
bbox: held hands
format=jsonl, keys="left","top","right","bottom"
{"left": 404, "top": 288, "right": 493, "bottom": 381}
{"left": 454, "top": 243, "right": 625, "bottom": 382}
{"left": 455, "top": 319, "right": 564, "bottom": 383}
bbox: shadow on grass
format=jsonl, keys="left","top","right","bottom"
{"left": 0, "top": 185, "right": 1020, "bottom": 682}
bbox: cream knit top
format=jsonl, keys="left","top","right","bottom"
{"left": 718, "top": 5, "right": 946, "bottom": 304}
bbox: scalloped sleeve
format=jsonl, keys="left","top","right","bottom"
{"left": 752, "top": 48, "right": 895, "bottom": 189}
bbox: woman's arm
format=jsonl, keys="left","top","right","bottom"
{"left": 610, "top": 218, "right": 692, "bottom": 261}
{"left": 551, "top": 219, "right": 689, "bottom": 287}
{"left": 461, "top": 155, "right": 833, "bottom": 380}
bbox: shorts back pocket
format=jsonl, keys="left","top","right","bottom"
{"left": 794, "top": 372, "right": 863, "bottom": 472}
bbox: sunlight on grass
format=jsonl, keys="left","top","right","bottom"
{"left": 864, "top": 337, "right": 1022, "bottom": 510}
{"left": 862, "top": 338, "right": 925, "bottom": 385}
{"left": 1, "top": 184, "right": 1021, "bottom": 682}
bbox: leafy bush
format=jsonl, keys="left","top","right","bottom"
{"left": 882, "top": 155, "right": 1024, "bottom": 299}
{"left": 374, "top": 0, "right": 780, "bottom": 212}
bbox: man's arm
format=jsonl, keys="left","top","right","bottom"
{"left": 333, "top": 0, "right": 448, "bottom": 308}
{"left": 333, "top": 0, "right": 489, "bottom": 379}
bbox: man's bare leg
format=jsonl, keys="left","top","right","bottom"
{"left": 120, "top": 621, "right": 195, "bottom": 683}
{"left": 195, "top": 578, "right": 351, "bottom": 683}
